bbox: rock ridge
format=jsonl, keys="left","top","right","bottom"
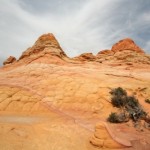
{"left": 3, "top": 34, "right": 149, "bottom": 66}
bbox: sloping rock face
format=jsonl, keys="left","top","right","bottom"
{"left": 0, "top": 34, "right": 150, "bottom": 150}
{"left": 3, "top": 56, "right": 16, "bottom": 65}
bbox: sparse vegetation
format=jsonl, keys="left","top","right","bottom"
{"left": 126, "top": 96, "right": 139, "bottom": 108}
{"left": 107, "top": 112, "right": 128, "bottom": 123}
{"left": 110, "top": 87, "right": 127, "bottom": 97}
{"left": 110, "top": 87, "right": 127, "bottom": 107}
{"left": 107, "top": 112, "right": 120, "bottom": 123}
{"left": 145, "top": 99, "right": 150, "bottom": 104}
{"left": 108, "top": 87, "right": 148, "bottom": 125}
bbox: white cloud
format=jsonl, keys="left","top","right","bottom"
{"left": 0, "top": 0, "right": 150, "bottom": 66}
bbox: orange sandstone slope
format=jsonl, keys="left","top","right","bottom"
{"left": 0, "top": 33, "right": 150, "bottom": 150}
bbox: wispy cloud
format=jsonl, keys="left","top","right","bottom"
{"left": 0, "top": 0, "right": 150, "bottom": 66}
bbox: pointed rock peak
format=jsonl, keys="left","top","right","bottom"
{"left": 111, "top": 38, "right": 144, "bottom": 53}
{"left": 19, "top": 33, "right": 67, "bottom": 60}
{"left": 34, "top": 33, "right": 61, "bottom": 49}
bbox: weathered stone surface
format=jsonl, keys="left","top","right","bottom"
{"left": 95, "top": 39, "right": 150, "bottom": 65}
{"left": 90, "top": 123, "right": 126, "bottom": 149}
{"left": 3, "top": 56, "right": 16, "bottom": 65}
{"left": 97, "top": 49, "right": 113, "bottom": 55}
{"left": 90, "top": 123, "right": 127, "bottom": 149}
{"left": 111, "top": 38, "right": 144, "bottom": 53}
{"left": 0, "top": 34, "right": 150, "bottom": 150}
{"left": 19, "top": 33, "right": 67, "bottom": 60}
{"left": 17, "top": 33, "right": 68, "bottom": 66}
{"left": 74, "top": 53, "right": 96, "bottom": 61}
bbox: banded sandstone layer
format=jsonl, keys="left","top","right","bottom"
{"left": 0, "top": 33, "right": 150, "bottom": 150}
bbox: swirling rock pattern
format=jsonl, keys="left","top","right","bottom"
{"left": 0, "top": 33, "right": 150, "bottom": 150}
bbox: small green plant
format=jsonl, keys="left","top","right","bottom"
{"left": 108, "top": 87, "right": 148, "bottom": 124}
{"left": 145, "top": 99, "right": 150, "bottom": 104}
{"left": 110, "top": 87, "right": 127, "bottom": 97}
{"left": 108, "top": 112, "right": 129, "bottom": 123}
{"left": 110, "top": 88, "right": 139, "bottom": 109}
{"left": 110, "top": 87, "right": 127, "bottom": 108}
{"left": 111, "top": 95, "right": 127, "bottom": 107}
{"left": 126, "top": 96, "right": 139, "bottom": 109}
{"left": 107, "top": 112, "right": 120, "bottom": 123}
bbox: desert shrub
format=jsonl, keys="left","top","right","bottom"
{"left": 128, "top": 108, "right": 147, "bottom": 121}
{"left": 110, "top": 87, "right": 127, "bottom": 97}
{"left": 110, "top": 88, "right": 139, "bottom": 109}
{"left": 107, "top": 112, "right": 128, "bottom": 123}
{"left": 145, "top": 99, "right": 150, "bottom": 104}
{"left": 126, "top": 96, "right": 139, "bottom": 109}
{"left": 108, "top": 87, "right": 148, "bottom": 124}
{"left": 107, "top": 112, "right": 120, "bottom": 123}
{"left": 110, "top": 87, "right": 127, "bottom": 108}
{"left": 138, "top": 109, "right": 147, "bottom": 119}
{"left": 111, "top": 95, "right": 127, "bottom": 107}
{"left": 125, "top": 96, "right": 147, "bottom": 121}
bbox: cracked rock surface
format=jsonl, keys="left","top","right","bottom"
{"left": 0, "top": 33, "right": 150, "bottom": 150}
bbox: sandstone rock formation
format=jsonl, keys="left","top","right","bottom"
{"left": 19, "top": 33, "right": 67, "bottom": 60}
{"left": 17, "top": 33, "right": 68, "bottom": 66}
{"left": 96, "top": 40, "right": 150, "bottom": 65}
{"left": 74, "top": 53, "right": 96, "bottom": 61}
{"left": 3, "top": 56, "right": 16, "bottom": 65}
{"left": 0, "top": 33, "right": 150, "bottom": 150}
{"left": 97, "top": 49, "right": 113, "bottom": 55}
{"left": 111, "top": 38, "right": 144, "bottom": 53}
{"left": 90, "top": 123, "right": 124, "bottom": 149}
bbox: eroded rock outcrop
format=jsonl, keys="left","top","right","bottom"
{"left": 15, "top": 33, "right": 69, "bottom": 66}
{"left": 90, "top": 123, "right": 125, "bottom": 149}
{"left": 19, "top": 33, "right": 67, "bottom": 60}
{"left": 3, "top": 56, "right": 16, "bottom": 65}
{"left": 111, "top": 38, "right": 144, "bottom": 53}
{"left": 96, "top": 38, "right": 150, "bottom": 65}
{"left": 97, "top": 49, "right": 113, "bottom": 55}
{"left": 74, "top": 53, "right": 96, "bottom": 61}
{"left": 0, "top": 34, "right": 150, "bottom": 150}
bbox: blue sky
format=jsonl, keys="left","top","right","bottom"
{"left": 0, "top": 0, "right": 150, "bottom": 65}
